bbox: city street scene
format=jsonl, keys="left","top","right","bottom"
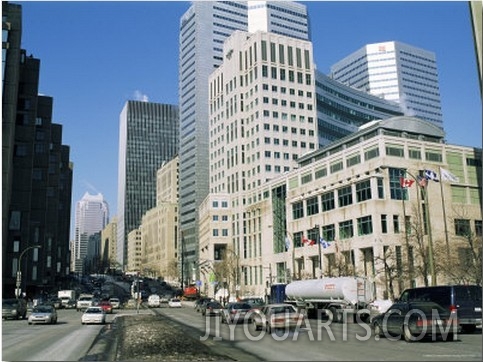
{"left": 2, "top": 1, "right": 482, "bottom": 361}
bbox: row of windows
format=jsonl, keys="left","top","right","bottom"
{"left": 290, "top": 216, "right": 482, "bottom": 249}
{"left": 261, "top": 65, "right": 312, "bottom": 85}
{"left": 292, "top": 179, "right": 381, "bottom": 219}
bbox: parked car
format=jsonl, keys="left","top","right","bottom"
{"left": 48, "top": 297, "right": 62, "bottom": 309}
{"left": 371, "top": 301, "right": 460, "bottom": 342}
{"left": 398, "top": 285, "right": 482, "bottom": 333}
{"left": 241, "top": 297, "right": 266, "bottom": 314}
{"left": 148, "top": 294, "right": 161, "bottom": 308}
{"left": 28, "top": 305, "right": 58, "bottom": 325}
{"left": 109, "top": 297, "right": 121, "bottom": 309}
{"left": 222, "top": 302, "right": 253, "bottom": 324}
{"left": 98, "top": 300, "right": 113, "bottom": 314}
{"left": 252, "top": 303, "right": 305, "bottom": 333}
{"left": 201, "top": 301, "right": 223, "bottom": 316}
{"left": 2, "top": 298, "right": 27, "bottom": 320}
{"left": 168, "top": 298, "right": 182, "bottom": 308}
{"left": 194, "top": 297, "right": 213, "bottom": 313}
{"left": 81, "top": 306, "right": 106, "bottom": 325}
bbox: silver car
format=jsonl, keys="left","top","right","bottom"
{"left": 28, "top": 305, "right": 58, "bottom": 325}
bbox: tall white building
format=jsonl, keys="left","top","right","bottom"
{"left": 178, "top": 0, "right": 310, "bottom": 285}
{"left": 330, "top": 41, "right": 443, "bottom": 128}
{"left": 73, "top": 192, "right": 109, "bottom": 274}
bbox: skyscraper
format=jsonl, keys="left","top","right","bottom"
{"left": 2, "top": 2, "right": 73, "bottom": 297}
{"left": 73, "top": 192, "right": 109, "bottom": 274}
{"left": 178, "top": 0, "right": 309, "bottom": 285}
{"left": 117, "top": 101, "right": 179, "bottom": 268}
{"left": 330, "top": 41, "right": 443, "bottom": 128}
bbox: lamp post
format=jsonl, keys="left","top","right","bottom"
{"left": 382, "top": 166, "right": 436, "bottom": 286}
{"left": 16, "top": 244, "right": 41, "bottom": 298}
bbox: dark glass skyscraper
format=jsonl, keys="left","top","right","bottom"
{"left": 117, "top": 101, "right": 179, "bottom": 267}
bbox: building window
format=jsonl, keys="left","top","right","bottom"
{"left": 357, "top": 216, "right": 373, "bottom": 235}
{"left": 306, "top": 196, "right": 319, "bottom": 216}
{"left": 377, "top": 178, "right": 384, "bottom": 199}
{"left": 321, "top": 191, "right": 335, "bottom": 212}
{"left": 455, "top": 219, "right": 471, "bottom": 236}
{"left": 381, "top": 214, "right": 388, "bottom": 234}
{"left": 364, "top": 147, "right": 379, "bottom": 160}
{"left": 346, "top": 154, "right": 361, "bottom": 167}
{"left": 322, "top": 224, "right": 335, "bottom": 241}
{"left": 393, "top": 215, "right": 399, "bottom": 234}
{"left": 475, "top": 220, "right": 482, "bottom": 237}
{"left": 338, "top": 186, "right": 353, "bottom": 207}
{"left": 388, "top": 168, "right": 404, "bottom": 200}
{"left": 315, "top": 167, "right": 327, "bottom": 179}
{"left": 292, "top": 201, "right": 304, "bottom": 220}
{"left": 425, "top": 150, "right": 443, "bottom": 162}
{"left": 330, "top": 160, "right": 343, "bottom": 174}
{"left": 386, "top": 145, "right": 404, "bottom": 157}
{"left": 339, "top": 220, "right": 354, "bottom": 239}
{"left": 301, "top": 173, "right": 312, "bottom": 184}
{"left": 409, "top": 148, "right": 421, "bottom": 160}
{"left": 355, "top": 180, "right": 372, "bottom": 202}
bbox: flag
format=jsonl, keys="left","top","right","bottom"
{"left": 319, "top": 236, "right": 329, "bottom": 249}
{"left": 417, "top": 175, "right": 427, "bottom": 188}
{"left": 285, "top": 235, "right": 291, "bottom": 251}
{"left": 399, "top": 177, "right": 414, "bottom": 188}
{"left": 303, "top": 237, "right": 315, "bottom": 246}
{"left": 424, "top": 169, "right": 439, "bottom": 182}
{"left": 440, "top": 167, "right": 459, "bottom": 183}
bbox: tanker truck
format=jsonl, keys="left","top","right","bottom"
{"left": 284, "top": 277, "right": 374, "bottom": 322}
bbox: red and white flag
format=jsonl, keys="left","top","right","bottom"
{"left": 399, "top": 177, "right": 414, "bottom": 188}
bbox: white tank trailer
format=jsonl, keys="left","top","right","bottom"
{"left": 285, "top": 277, "right": 374, "bottom": 322}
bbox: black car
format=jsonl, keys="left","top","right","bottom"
{"left": 194, "top": 297, "right": 214, "bottom": 313}
{"left": 222, "top": 302, "right": 252, "bottom": 324}
{"left": 371, "top": 301, "right": 460, "bottom": 342}
{"left": 201, "top": 301, "right": 223, "bottom": 316}
{"left": 398, "top": 285, "right": 482, "bottom": 333}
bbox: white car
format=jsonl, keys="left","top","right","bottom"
{"left": 81, "top": 306, "right": 106, "bottom": 325}
{"left": 148, "top": 294, "right": 161, "bottom": 308}
{"left": 168, "top": 298, "right": 182, "bottom": 308}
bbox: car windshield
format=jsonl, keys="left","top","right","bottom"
{"left": 272, "top": 306, "right": 296, "bottom": 314}
{"left": 233, "top": 303, "right": 251, "bottom": 310}
{"left": 86, "top": 308, "right": 102, "bottom": 313}
{"left": 33, "top": 306, "right": 52, "bottom": 313}
{"left": 207, "top": 302, "right": 222, "bottom": 308}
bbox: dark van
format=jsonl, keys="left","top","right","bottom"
{"left": 398, "top": 285, "right": 482, "bottom": 333}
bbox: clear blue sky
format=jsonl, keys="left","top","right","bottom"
{"left": 18, "top": 1, "right": 481, "bottom": 239}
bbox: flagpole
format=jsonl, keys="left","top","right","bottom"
{"left": 315, "top": 225, "right": 322, "bottom": 278}
{"left": 400, "top": 172, "right": 413, "bottom": 287}
{"left": 439, "top": 166, "right": 450, "bottom": 255}
{"left": 422, "top": 180, "right": 437, "bottom": 286}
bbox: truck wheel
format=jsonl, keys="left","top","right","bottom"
{"left": 403, "top": 325, "right": 414, "bottom": 342}
{"left": 373, "top": 322, "right": 383, "bottom": 337}
{"left": 329, "top": 307, "right": 340, "bottom": 323}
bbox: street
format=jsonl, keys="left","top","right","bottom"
{"left": 158, "top": 302, "right": 483, "bottom": 361}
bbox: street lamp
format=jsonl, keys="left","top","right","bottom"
{"left": 381, "top": 166, "right": 436, "bottom": 286}
{"left": 16, "top": 244, "right": 41, "bottom": 298}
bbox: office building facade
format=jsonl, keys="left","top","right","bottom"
{"left": 117, "top": 101, "right": 179, "bottom": 268}
{"left": 178, "top": 0, "right": 310, "bottom": 285}
{"left": 2, "top": 2, "right": 73, "bottom": 297}
{"left": 206, "top": 116, "right": 481, "bottom": 300}
{"left": 330, "top": 41, "right": 443, "bottom": 128}
{"left": 73, "top": 192, "right": 109, "bottom": 274}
